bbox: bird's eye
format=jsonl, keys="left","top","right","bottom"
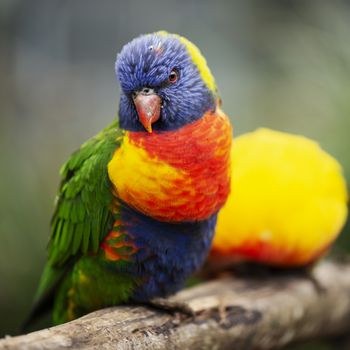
{"left": 168, "top": 69, "right": 178, "bottom": 84}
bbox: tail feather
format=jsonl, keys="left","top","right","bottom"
{"left": 21, "top": 261, "right": 72, "bottom": 332}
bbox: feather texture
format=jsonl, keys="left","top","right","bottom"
{"left": 35, "top": 121, "right": 122, "bottom": 307}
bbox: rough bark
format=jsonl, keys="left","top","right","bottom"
{"left": 1, "top": 259, "right": 350, "bottom": 350}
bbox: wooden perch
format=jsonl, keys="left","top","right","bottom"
{"left": 2, "top": 259, "right": 350, "bottom": 350}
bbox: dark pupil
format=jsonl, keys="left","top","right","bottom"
{"left": 169, "top": 72, "right": 177, "bottom": 82}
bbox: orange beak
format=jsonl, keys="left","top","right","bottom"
{"left": 133, "top": 88, "right": 161, "bottom": 133}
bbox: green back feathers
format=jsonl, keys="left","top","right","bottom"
{"left": 49, "top": 120, "right": 122, "bottom": 266}
{"left": 34, "top": 121, "right": 122, "bottom": 306}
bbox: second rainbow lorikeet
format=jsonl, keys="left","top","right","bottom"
{"left": 28, "top": 32, "right": 232, "bottom": 325}
{"left": 211, "top": 129, "right": 348, "bottom": 267}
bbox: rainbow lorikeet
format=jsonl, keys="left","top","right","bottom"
{"left": 29, "top": 32, "right": 232, "bottom": 325}
{"left": 211, "top": 129, "right": 348, "bottom": 267}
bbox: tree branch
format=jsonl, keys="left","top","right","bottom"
{"left": 2, "top": 260, "right": 350, "bottom": 350}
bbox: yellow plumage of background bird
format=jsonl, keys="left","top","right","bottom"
{"left": 211, "top": 128, "right": 348, "bottom": 267}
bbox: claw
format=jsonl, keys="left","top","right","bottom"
{"left": 147, "top": 298, "right": 196, "bottom": 319}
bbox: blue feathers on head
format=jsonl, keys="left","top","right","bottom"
{"left": 115, "top": 33, "right": 215, "bottom": 131}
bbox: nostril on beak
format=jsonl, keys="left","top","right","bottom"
{"left": 133, "top": 87, "right": 155, "bottom": 99}
{"left": 141, "top": 87, "right": 154, "bottom": 95}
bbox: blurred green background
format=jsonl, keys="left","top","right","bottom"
{"left": 1, "top": 0, "right": 349, "bottom": 348}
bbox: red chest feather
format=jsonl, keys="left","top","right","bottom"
{"left": 109, "top": 108, "right": 233, "bottom": 222}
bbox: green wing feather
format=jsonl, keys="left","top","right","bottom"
{"left": 34, "top": 120, "right": 122, "bottom": 304}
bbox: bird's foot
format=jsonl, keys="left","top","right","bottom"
{"left": 301, "top": 265, "right": 327, "bottom": 294}
{"left": 146, "top": 298, "right": 196, "bottom": 322}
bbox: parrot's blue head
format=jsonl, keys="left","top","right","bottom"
{"left": 115, "top": 32, "right": 218, "bottom": 132}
